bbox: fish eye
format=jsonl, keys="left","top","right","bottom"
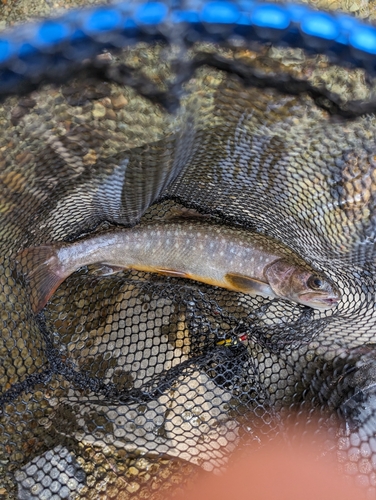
{"left": 307, "top": 275, "right": 325, "bottom": 290}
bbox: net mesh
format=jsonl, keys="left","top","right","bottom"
{"left": 2, "top": 0, "right": 376, "bottom": 498}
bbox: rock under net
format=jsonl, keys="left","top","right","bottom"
{"left": 2, "top": 1, "right": 376, "bottom": 498}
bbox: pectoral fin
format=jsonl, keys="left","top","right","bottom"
{"left": 225, "top": 273, "right": 275, "bottom": 298}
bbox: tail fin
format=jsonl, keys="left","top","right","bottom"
{"left": 16, "top": 245, "right": 66, "bottom": 313}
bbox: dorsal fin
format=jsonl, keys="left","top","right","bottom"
{"left": 165, "top": 207, "right": 211, "bottom": 221}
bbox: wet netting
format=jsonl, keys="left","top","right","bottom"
{"left": 3, "top": 0, "right": 376, "bottom": 498}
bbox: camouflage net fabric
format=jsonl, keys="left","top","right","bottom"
{"left": 3, "top": 1, "right": 376, "bottom": 499}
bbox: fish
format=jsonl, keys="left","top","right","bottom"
{"left": 16, "top": 220, "right": 341, "bottom": 313}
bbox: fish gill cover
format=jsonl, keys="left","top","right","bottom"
{"left": 1, "top": 0, "right": 376, "bottom": 498}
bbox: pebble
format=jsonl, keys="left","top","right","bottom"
{"left": 92, "top": 103, "right": 106, "bottom": 119}
{"left": 111, "top": 95, "right": 128, "bottom": 110}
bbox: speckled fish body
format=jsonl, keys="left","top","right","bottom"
{"left": 17, "top": 220, "right": 341, "bottom": 313}
{"left": 55, "top": 223, "right": 282, "bottom": 285}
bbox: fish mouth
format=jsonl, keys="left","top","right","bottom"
{"left": 299, "top": 292, "right": 341, "bottom": 309}
{"left": 317, "top": 297, "right": 340, "bottom": 309}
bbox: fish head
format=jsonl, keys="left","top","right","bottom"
{"left": 265, "top": 259, "right": 341, "bottom": 310}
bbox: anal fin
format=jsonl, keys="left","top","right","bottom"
{"left": 225, "top": 272, "right": 275, "bottom": 298}
{"left": 154, "top": 268, "right": 188, "bottom": 278}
